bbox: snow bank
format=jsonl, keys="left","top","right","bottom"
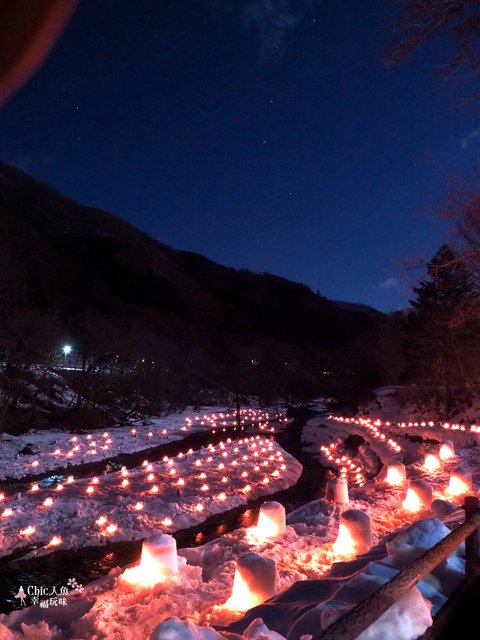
{"left": 0, "top": 436, "right": 302, "bottom": 559}
{"left": 0, "top": 407, "right": 282, "bottom": 481}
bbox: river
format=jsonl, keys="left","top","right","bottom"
{"left": 0, "top": 407, "right": 328, "bottom": 613}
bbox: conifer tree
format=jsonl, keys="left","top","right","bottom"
{"left": 405, "top": 245, "right": 480, "bottom": 405}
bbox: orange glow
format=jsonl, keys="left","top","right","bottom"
{"left": 225, "top": 569, "right": 257, "bottom": 611}
{"left": 439, "top": 443, "right": 455, "bottom": 460}
{"left": 402, "top": 487, "right": 421, "bottom": 512}
{"left": 121, "top": 544, "right": 172, "bottom": 588}
{"left": 105, "top": 523, "right": 117, "bottom": 534}
{"left": 48, "top": 535, "right": 62, "bottom": 546}
{"left": 255, "top": 503, "right": 285, "bottom": 540}
{"left": 133, "top": 502, "right": 144, "bottom": 510}
{"left": 2, "top": 508, "right": 13, "bottom": 517}
{"left": 96, "top": 515, "right": 107, "bottom": 526}
{"left": 161, "top": 517, "right": 172, "bottom": 526}
{"left": 20, "top": 525, "right": 35, "bottom": 536}
{"left": 385, "top": 465, "right": 405, "bottom": 486}
{"left": 30, "top": 483, "right": 39, "bottom": 492}
{"left": 446, "top": 475, "right": 469, "bottom": 496}
{"left": 43, "top": 497, "right": 53, "bottom": 506}
{"left": 424, "top": 454, "right": 440, "bottom": 472}
{"left": 333, "top": 522, "right": 356, "bottom": 558}
{"left": 86, "top": 486, "right": 94, "bottom": 494}
{"left": 150, "top": 485, "right": 159, "bottom": 494}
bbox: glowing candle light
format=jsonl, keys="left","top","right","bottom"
{"left": 56, "top": 484, "right": 63, "bottom": 491}
{"left": 150, "top": 485, "right": 159, "bottom": 494}
{"left": 96, "top": 515, "right": 107, "bottom": 526}
{"left": 403, "top": 478, "right": 433, "bottom": 511}
{"left": 439, "top": 440, "right": 455, "bottom": 461}
{"left": 105, "top": 523, "right": 118, "bottom": 534}
{"left": 226, "top": 552, "right": 277, "bottom": 611}
{"left": 446, "top": 469, "right": 472, "bottom": 496}
{"left": 333, "top": 509, "right": 371, "bottom": 558}
{"left": 402, "top": 485, "right": 422, "bottom": 512}
{"left": 66, "top": 476, "right": 74, "bottom": 484}
{"left": 48, "top": 535, "right": 62, "bottom": 546}
{"left": 43, "top": 497, "right": 53, "bottom": 507}
{"left": 30, "top": 483, "right": 39, "bottom": 492}
{"left": 147, "top": 473, "right": 155, "bottom": 482}
{"left": 424, "top": 454, "right": 441, "bottom": 472}
{"left": 161, "top": 517, "right": 172, "bottom": 526}
{"left": 121, "top": 533, "right": 178, "bottom": 587}
{"left": 133, "top": 502, "right": 144, "bottom": 510}
{"left": 256, "top": 501, "right": 286, "bottom": 539}
{"left": 20, "top": 525, "right": 35, "bottom": 536}
{"left": 385, "top": 463, "right": 407, "bottom": 487}
{"left": 86, "top": 486, "right": 95, "bottom": 494}
{"left": 2, "top": 508, "right": 12, "bottom": 517}
{"left": 334, "top": 478, "right": 349, "bottom": 505}
{"left": 121, "top": 479, "right": 129, "bottom": 488}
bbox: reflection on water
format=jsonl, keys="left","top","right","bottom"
{"left": 0, "top": 410, "right": 325, "bottom": 614}
{"left": 239, "top": 509, "right": 256, "bottom": 529}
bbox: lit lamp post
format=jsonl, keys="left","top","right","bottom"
{"left": 62, "top": 344, "right": 72, "bottom": 368}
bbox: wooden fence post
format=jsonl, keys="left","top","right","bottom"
{"left": 464, "top": 495, "right": 480, "bottom": 577}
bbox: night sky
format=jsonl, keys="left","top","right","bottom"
{"left": 0, "top": 0, "right": 478, "bottom": 311}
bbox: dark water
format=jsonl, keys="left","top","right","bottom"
{"left": 0, "top": 410, "right": 328, "bottom": 613}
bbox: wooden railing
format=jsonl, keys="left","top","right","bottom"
{"left": 315, "top": 496, "right": 480, "bottom": 640}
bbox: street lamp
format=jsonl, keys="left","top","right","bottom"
{"left": 62, "top": 344, "right": 72, "bottom": 368}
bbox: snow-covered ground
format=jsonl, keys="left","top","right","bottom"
{"left": 0, "top": 407, "right": 284, "bottom": 481}
{"left": 0, "top": 409, "right": 478, "bottom": 640}
{"left": 0, "top": 482, "right": 465, "bottom": 639}
{"left": 0, "top": 435, "right": 301, "bottom": 560}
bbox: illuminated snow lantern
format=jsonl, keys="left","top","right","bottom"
{"left": 446, "top": 468, "right": 472, "bottom": 496}
{"left": 226, "top": 552, "right": 277, "bottom": 611}
{"left": 424, "top": 453, "right": 441, "bottom": 472}
{"left": 333, "top": 509, "right": 371, "bottom": 557}
{"left": 385, "top": 462, "right": 407, "bottom": 487}
{"left": 402, "top": 479, "right": 433, "bottom": 512}
{"left": 121, "top": 533, "right": 178, "bottom": 588}
{"left": 256, "top": 501, "right": 286, "bottom": 539}
{"left": 326, "top": 479, "right": 337, "bottom": 502}
{"left": 333, "top": 478, "right": 349, "bottom": 505}
{"left": 439, "top": 440, "right": 455, "bottom": 461}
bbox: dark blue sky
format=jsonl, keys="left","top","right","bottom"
{"left": 0, "top": 0, "right": 478, "bottom": 311}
